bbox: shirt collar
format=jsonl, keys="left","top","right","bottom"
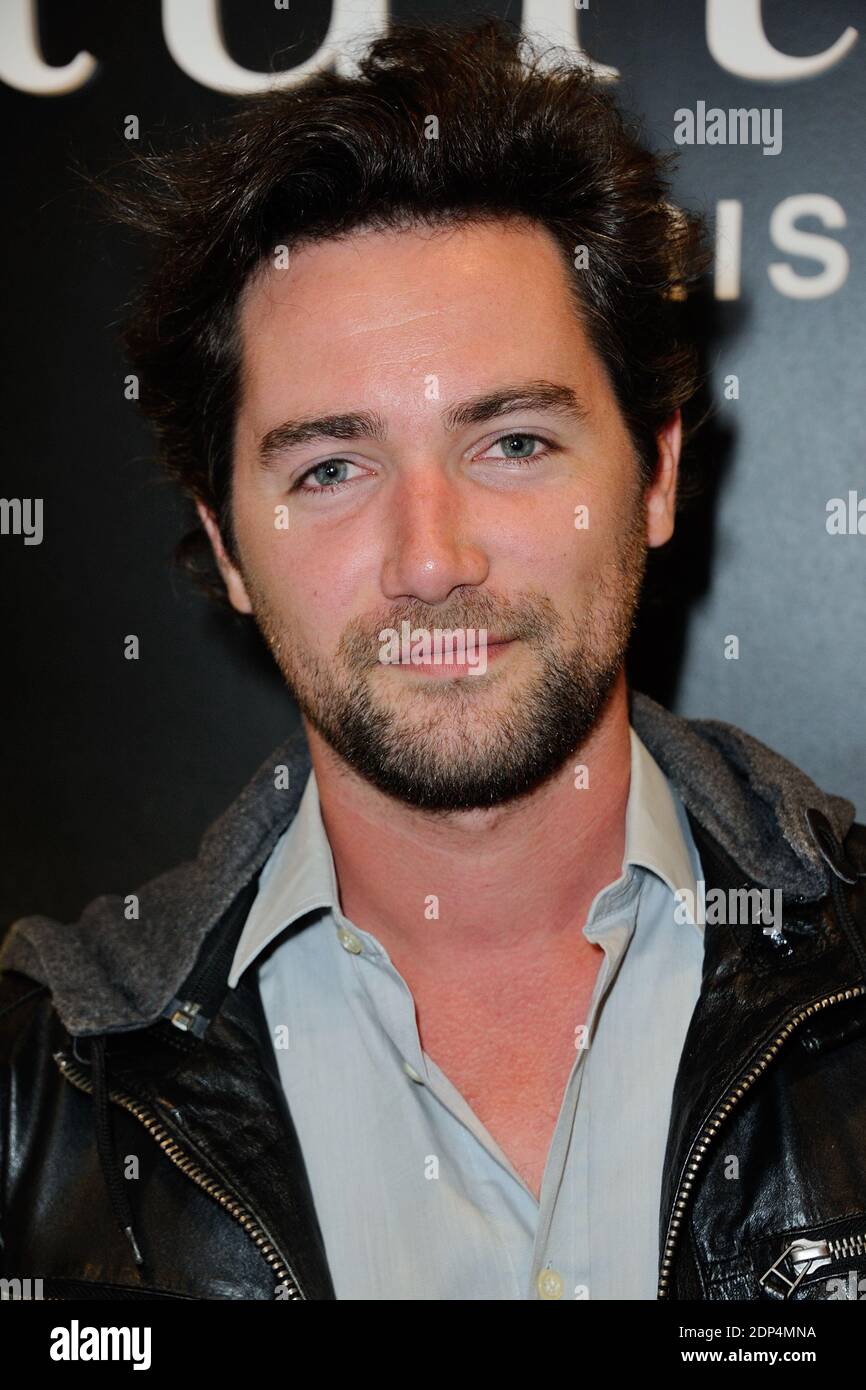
{"left": 227, "top": 771, "right": 337, "bottom": 988}
{"left": 624, "top": 725, "right": 701, "bottom": 922}
{"left": 228, "top": 724, "right": 702, "bottom": 988}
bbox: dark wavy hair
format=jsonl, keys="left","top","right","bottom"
{"left": 93, "top": 16, "right": 712, "bottom": 609}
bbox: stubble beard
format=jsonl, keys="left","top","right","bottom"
{"left": 240, "top": 501, "right": 648, "bottom": 812}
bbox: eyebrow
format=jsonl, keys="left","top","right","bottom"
{"left": 256, "top": 381, "right": 589, "bottom": 470}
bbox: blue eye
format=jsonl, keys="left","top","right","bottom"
{"left": 483, "top": 433, "right": 554, "bottom": 465}
{"left": 294, "top": 459, "right": 362, "bottom": 493}
{"left": 497, "top": 433, "right": 541, "bottom": 458}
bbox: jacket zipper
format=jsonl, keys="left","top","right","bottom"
{"left": 759, "top": 1230, "right": 866, "bottom": 1299}
{"left": 53, "top": 1051, "right": 305, "bottom": 1301}
{"left": 657, "top": 984, "right": 866, "bottom": 1299}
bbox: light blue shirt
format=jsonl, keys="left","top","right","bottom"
{"left": 228, "top": 727, "right": 705, "bottom": 1300}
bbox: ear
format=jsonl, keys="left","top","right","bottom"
{"left": 195, "top": 499, "right": 254, "bottom": 614}
{"left": 645, "top": 410, "right": 682, "bottom": 549}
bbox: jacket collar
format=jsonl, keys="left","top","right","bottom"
{"left": 0, "top": 689, "right": 854, "bottom": 1037}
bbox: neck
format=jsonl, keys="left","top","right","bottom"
{"left": 304, "top": 670, "right": 633, "bottom": 967}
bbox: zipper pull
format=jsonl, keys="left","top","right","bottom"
{"left": 162, "top": 997, "right": 210, "bottom": 1037}
{"left": 759, "top": 1237, "right": 832, "bottom": 1298}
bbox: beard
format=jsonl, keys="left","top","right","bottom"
{"left": 241, "top": 497, "right": 648, "bottom": 813}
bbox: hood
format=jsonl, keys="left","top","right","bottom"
{"left": 0, "top": 690, "right": 855, "bottom": 1038}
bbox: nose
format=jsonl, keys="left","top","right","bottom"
{"left": 380, "top": 467, "right": 489, "bottom": 606}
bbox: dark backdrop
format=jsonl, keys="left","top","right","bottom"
{"left": 2, "top": 0, "right": 864, "bottom": 934}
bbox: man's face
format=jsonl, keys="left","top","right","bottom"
{"left": 202, "top": 218, "right": 678, "bottom": 811}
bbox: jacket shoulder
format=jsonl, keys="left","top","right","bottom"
{"left": 0, "top": 970, "right": 68, "bottom": 1212}
{"left": 0, "top": 968, "right": 63, "bottom": 1065}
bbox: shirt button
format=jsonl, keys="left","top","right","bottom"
{"left": 337, "top": 927, "right": 363, "bottom": 954}
{"left": 537, "top": 1268, "right": 564, "bottom": 1300}
{"left": 402, "top": 1061, "right": 423, "bottom": 1083}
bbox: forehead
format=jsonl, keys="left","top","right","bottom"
{"left": 234, "top": 218, "right": 606, "bottom": 415}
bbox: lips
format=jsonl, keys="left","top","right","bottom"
{"left": 397, "top": 638, "right": 515, "bottom": 677}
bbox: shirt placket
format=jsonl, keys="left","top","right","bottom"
{"left": 530, "top": 876, "right": 641, "bottom": 1300}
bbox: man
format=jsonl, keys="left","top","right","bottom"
{"left": 2, "top": 19, "right": 865, "bottom": 1303}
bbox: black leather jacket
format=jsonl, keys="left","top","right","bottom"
{"left": 2, "top": 690, "right": 866, "bottom": 1301}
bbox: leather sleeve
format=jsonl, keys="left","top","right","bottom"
{"left": 0, "top": 972, "right": 54, "bottom": 1276}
